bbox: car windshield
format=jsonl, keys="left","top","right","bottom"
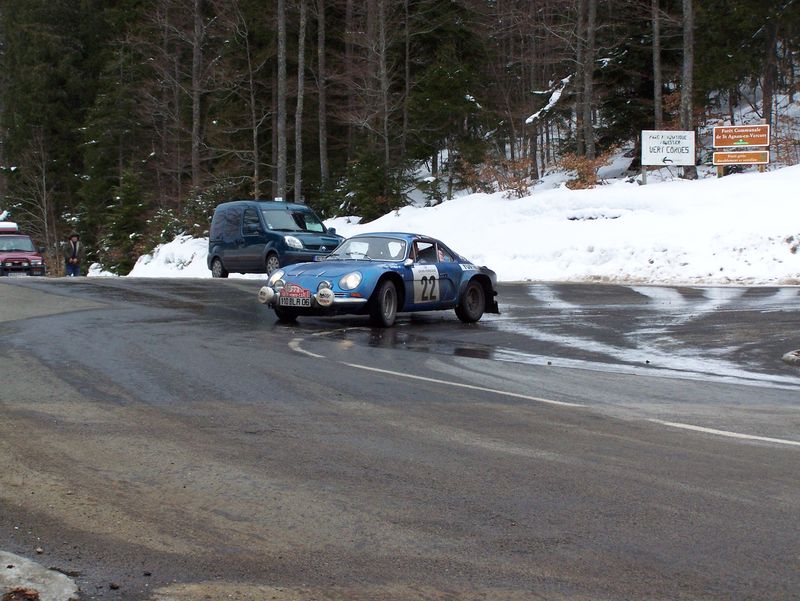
{"left": 0, "top": 236, "right": 35, "bottom": 252}
{"left": 327, "top": 237, "right": 407, "bottom": 261}
{"left": 261, "top": 208, "right": 325, "bottom": 232}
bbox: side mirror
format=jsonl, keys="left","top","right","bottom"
{"left": 403, "top": 258, "right": 414, "bottom": 267}
{"left": 327, "top": 227, "right": 337, "bottom": 235}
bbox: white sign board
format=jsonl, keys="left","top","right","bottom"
{"left": 641, "top": 130, "right": 696, "bottom": 166}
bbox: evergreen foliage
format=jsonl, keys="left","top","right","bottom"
{"left": 0, "top": 0, "right": 797, "bottom": 267}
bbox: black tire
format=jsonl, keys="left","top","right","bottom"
{"left": 266, "top": 253, "right": 281, "bottom": 276}
{"left": 274, "top": 306, "right": 298, "bottom": 323}
{"left": 455, "top": 280, "right": 485, "bottom": 323}
{"left": 211, "top": 257, "right": 228, "bottom": 278}
{"left": 369, "top": 279, "right": 398, "bottom": 327}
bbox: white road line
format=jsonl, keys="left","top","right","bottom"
{"left": 649, "top": 419, "right": 800, "bottom": 448}
{"left": 290, "top": 337, "right": 798, "bottom": 448}
{"left": 341, "top": 362, "right": 584, "bottom": 407}
{"left": 288, "top": 338, "right": 325, "bottom": 358}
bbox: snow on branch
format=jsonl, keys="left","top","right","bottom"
{"left": 526, "top": 75, "right": 572, "bottom": 125}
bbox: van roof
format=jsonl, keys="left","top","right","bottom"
{"left": 218, "top": 199, "right": 312, "bottom": 211}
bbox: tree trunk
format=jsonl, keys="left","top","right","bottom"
{"left": 582, "top": 0, "right": 596, "bottom": 160}
{"left": 294, "top": 0, "right": 307, "bottom": 203}
{"left": 277, "top": 0, "right": 288, "bottom": 198}
{"left": 345, "top": 0, "right": 354, "bottom": 159}
{"left": 191, "top": 0, "right": 204, "bottom": 190}
{"left": 401, "top": 0, "right": 410, "bottom": 159}
{"left": 242, "top": 19, "right": 261, "bottom": 199}
{"left": 680, "top": 0, "right": 697, "bottom": 179}
{"left": 530, "top": 128, "right": 540, "bottom": 180}
{"left": 762, "top": 19, "right": 778, "bottom": 129}
{"left": 574, "top": 0, "right": 586, "bottom": 156}
{"left": 652, "top": 0, "right": 663, "bottom": 129}
{"left": 317, "top": 0, "right": 329, "bottom": 188}
{"left": 377, "top": 0, "right": 391, "bottom": 174}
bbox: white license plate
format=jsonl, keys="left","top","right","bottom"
{"left": 278, "top": 296, "right": 311, "bottom": 307}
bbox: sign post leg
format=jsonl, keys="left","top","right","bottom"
{"left": 641, "top": 165, "right": 647, "bottom": 185}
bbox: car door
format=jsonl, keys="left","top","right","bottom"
{"left": 432, "top": 243, "right": 462, "bottom": 303}
{"left": 219, "top": 207, "right": 244, "bottom": 270}
{"left": 239, "top": 207, "right": 266, "bottom": 271}
{"left": 404, "top": 240, "right": 457, "bottom": 309}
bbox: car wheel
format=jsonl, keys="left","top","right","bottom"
{"left": 266, "top": 253, "right": 280, "bottom": 276}
{"left": 369, "top": 279, "right": 397, "bottom": 327}
{"left": 274, "top": 306, "right": 298, "bottom": 323}
{"left": 211, "top": 257, "right": 228, "bottom": 278}
{"left": 455, "top": 280, "right": 485, "bottom": 323}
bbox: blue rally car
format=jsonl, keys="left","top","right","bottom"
{"left": 257, "top": 232, "right": 500, "bottom": 326}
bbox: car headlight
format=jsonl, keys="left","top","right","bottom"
{"left": 268, "top": 269, "right": 285, "bottom": 285}
{"left": 284, "top": 235, "right": 303, "bottom": 249}
{"left": 339, "top": 271, "right": 362, "bottom": 290}
{"left": 31, "top": 260, "right": 43, "bottom": 266}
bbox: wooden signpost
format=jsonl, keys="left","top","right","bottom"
{"left": 711, "top": 125, "right": 770, "bottom": 176}
{"left": 712, "top": 125, "right": 770, "bottom": 148}
{"left": 712, "top": 151, "right": 770, "bottom": 166}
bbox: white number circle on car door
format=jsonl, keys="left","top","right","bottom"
{"left": 412, "top": 264, "right": 439, "bottom": 303}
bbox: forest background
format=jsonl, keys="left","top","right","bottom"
{"left": 0, "top": 0, "right": 798, "bottom": 274}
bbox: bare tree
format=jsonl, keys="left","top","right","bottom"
{"left": 190, "top": 0, "right": 205, "bottom": 189}
{"left": 582, "top": 0, "right": 597, "bottom": 159}
{"left": 277, "top": 0, "right": 288, "bottom": 198}
{"left": 9, "top": 130, "right": 59, "bottom": 253}
{"left": 316, "top": 0, "right": 329, "bottom": 187}
{"left": 294, "top": 0, "right": 307, "bottom": 202}
{"left": 652, "top": 0, "right": 663, "bottom": 128}
{"left": 680, "top": 0, "right": 697, "bottom": 179}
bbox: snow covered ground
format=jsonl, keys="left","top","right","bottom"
{"left": 124, "top": 163, "right": 800, "bottom": 285}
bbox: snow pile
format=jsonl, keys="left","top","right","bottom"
{"left": 126, "top": 165, "right": 800, "bottom": 285}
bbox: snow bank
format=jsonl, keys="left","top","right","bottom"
{"left": 126, "top": 165, "right": 800, "bottom": 285}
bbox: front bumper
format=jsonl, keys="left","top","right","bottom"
{"left": 257, "top": 285, "right": 367, "bottom": 311}
{"left": 0, "top": 266, "right": 45, "bottom": 277}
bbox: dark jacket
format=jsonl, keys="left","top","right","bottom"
{"left": 63, "top": 239, "right": 85, "bottom": 263}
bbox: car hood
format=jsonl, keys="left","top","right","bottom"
{"left": 0, "top": 251, "right": 41, "bottom": 261}
{"left": 292, "top": 232, "right": 342, "bottom": 247}
{"left": 282, "top": 259, "right": 398, "bottom": 279}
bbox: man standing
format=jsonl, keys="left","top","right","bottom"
{"left": 63, "top": 233, "right": 85, "bottom": 277}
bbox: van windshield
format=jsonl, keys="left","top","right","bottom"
{"left": 261, "top": 208, "right": 325, "bottom": 233}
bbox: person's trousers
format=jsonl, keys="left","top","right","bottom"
{"left": 65, "top": 263, "right": 81, "bottom": 277}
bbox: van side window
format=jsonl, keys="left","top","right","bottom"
{"left": 243, "top": 208, "right": 261, "bottom": 233}
{"left": 210, "top": 210, "right": 225, "bottom": 240}
{"left": 222, "top": 208, "right": 241, "bottom": 242}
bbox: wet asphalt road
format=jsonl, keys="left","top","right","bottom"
{"left": 0, "top": 278, "right": 798, "bottom": 601}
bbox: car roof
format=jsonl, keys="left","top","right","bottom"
{"left": 0, "top": 222, "right": 20, "bottom": 234}
{"left": 219, "top": 199, "right": 313, "bottom": 212}
{"left": 349, "top": 232, "right": 439, "bottom": 244}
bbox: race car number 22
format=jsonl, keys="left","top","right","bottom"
{"left": 412, "top": 265, "right": 439, "bottom": 303}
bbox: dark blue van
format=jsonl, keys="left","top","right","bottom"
{"left": 207, "top": 200, "right": 343, "bottom": 278}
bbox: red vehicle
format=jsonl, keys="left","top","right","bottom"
{"left": 0, "top": 223, "right": 46, "bottom": 276}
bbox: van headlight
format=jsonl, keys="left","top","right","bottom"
{"left": 339, "top": 271, "right": 362, "bottom": 290}
{"left": 268, "top": 269, "right": 285, "bottom": 285}
{"left": 284, "top": 235, "right": 303, "bottom": 249}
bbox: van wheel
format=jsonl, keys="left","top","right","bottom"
{"left": 274, "top": 306, "right": 298, "bottom": 323}
{"left": 369, "top": 279, "right": 397, "bottom": 327}
{"left": 211, "top": 258, "right": 228, "bottom": 278}
{"left": 266, "top": 253, "right": 280, "bottom": 276}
